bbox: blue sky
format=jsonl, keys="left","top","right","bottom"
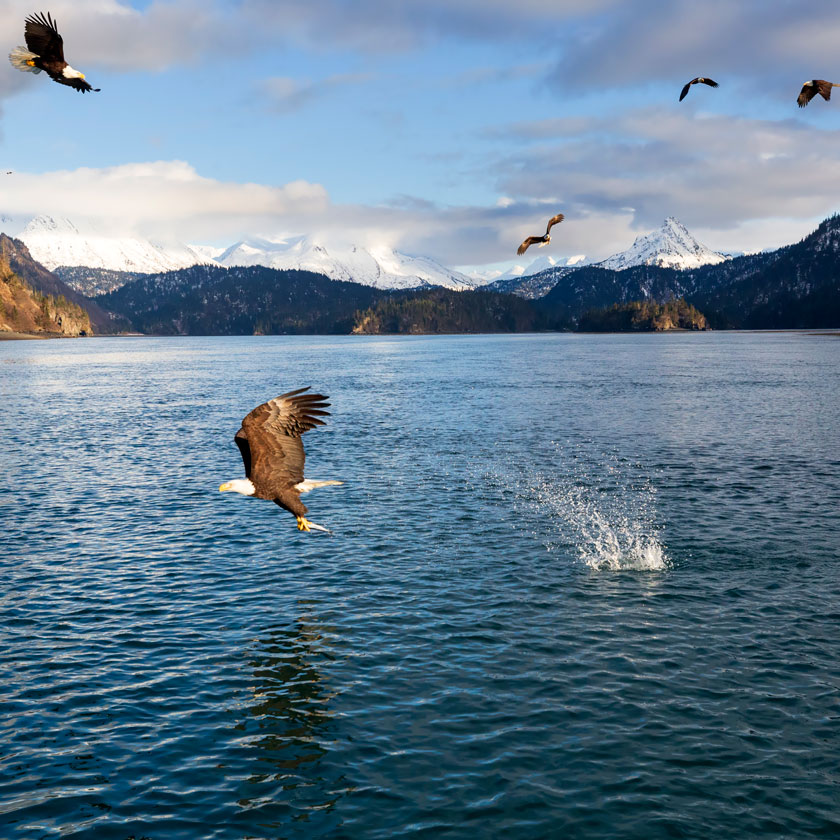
{"left": 3, "top": 0, "right": 840, "bottom": 270}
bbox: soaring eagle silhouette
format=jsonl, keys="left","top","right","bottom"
{"left": 9, "top": 12, "right": 100, "bottom": 93}
{"left": 679, "top": 77, "right": 718, "bottom": 101}
{"left": 517, "top": 213, "right": 564, "bottom": 256}
{"left": 797, "top": 80, "right": 839, "bottom": 108}
{"left": 220, "top": 388, "right": 342, "bottom": 533}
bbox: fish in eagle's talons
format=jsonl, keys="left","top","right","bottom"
{"left": 9, "top": 12, "right": 100, "bottom": 93}
{"left": 220, "top": 387, "right": 342, "bottom": 533}
{"left": 517, "top": 213, "right": 564, "bottom": 255}
{"left": 297, "top": 516, "right": 331, "bottom": 534}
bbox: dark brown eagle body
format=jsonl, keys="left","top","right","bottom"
{"left": 679, "top": 77, "right": 718, "bottom": 101}
{"left": 517, "top": 213, "right": 564, "bottom": 256}
{"left": 235, "top": 388, "right": 330, "bottom": 516}
{"left": 222, "top": 388, "right": 341, "bottom": 532}
{"left": 9, "top": 12, "right": 99, "bottom": 93}
{"left": 797, "top": 80, "right": 838, "bottom": 108}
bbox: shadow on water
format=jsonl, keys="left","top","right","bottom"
{"left": 233, "top": 601, "right": 351, "bottom": 836}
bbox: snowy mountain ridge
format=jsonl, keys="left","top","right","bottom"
{"left": 216, "top": 235, "right": 476, "bottom": 291}
{"left": 18, "top": 215, "right": 215, "bottom": 275}
{"left": 7, "top": 215, "right": 475, "bottom": 292}
{"left": 6, "top": 214, "right": 727, "bottom": 294}
{"left": 493, "top": 253, "right": 588, "bottom": 283}
{"left": 597, "top": 217, "right": 727, "bottom": 271}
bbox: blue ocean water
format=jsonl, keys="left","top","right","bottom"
{"left": 1, "top": 332, "right": 839, "bottom": 839}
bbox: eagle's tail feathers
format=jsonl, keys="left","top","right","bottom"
{"left": 9, "top": 47, "right": 41, "bottom": 73}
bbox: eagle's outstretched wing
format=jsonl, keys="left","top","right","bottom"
{"left": 816, "top": 79, "right": 834, "bottom": 102}
{"left": 680, "top": 77, "right": 718, "bottom": 101}
{"left": 517, "top": 236, "right": 542, "bottom": 255}
{"left": 24, "top": 12, "right": 64, "bottom": 63}
{"left": 545, "top": 213, "right": 564, "bottom": 236}
{"left": 234, "top": 434, "right": 252, "bottom": 478}
{"left": 236, "top": 387, "right": 330, "bottom": 497}
{"left": 58, "top": 76, "right": 98, "bottom": 92}
{"left": 797, "top": 84, "right": 815, "bottom": 107}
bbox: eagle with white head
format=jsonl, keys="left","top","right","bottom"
{"left": 9, "top": 12, "right": 100, "bottom": 93}
{"left": 220, "top": 388, "right": 342, "bottom": 533}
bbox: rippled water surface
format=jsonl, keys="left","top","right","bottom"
{"left": 2, "top": 332, "right": 839, "bottom": 839}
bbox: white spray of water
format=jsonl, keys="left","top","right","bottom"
{"left": 528, "top": 474, "right": 669, "bottom": 571}
{"left": 503, "top": 449, "right": 670, "bottom": 572}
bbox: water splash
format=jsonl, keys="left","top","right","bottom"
{"left": 509, "top": 451, "right": 670, "bottom": 572}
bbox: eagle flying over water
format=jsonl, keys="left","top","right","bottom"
{"left": 517, "top": 213, "right": 564, "bottom": 256}
{"left": 9, "top": 12, "right": 100, "bottom": 93}
{"left": 797, "top": 79, "right": 839, "bottom": 107}
{"left": 679, "top": 77, "right": 718, "bottom": 101}
{"left": 220, "top": 388, "right": 342, "bottom": 533}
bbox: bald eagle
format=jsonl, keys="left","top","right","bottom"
{"left": 797, "top": 79, "right": 839, "bottom": 108}
{"left": 679, "top": 77, "right": 718, "bottom": 101}
{"left": 219, "top": 388, "right": 342, "bottom": 533}
{"left": 9, "top": 12, "right": 100, "bottom": 93}
{"left": 517, "top": 213, "right": 564, "bottom": 256}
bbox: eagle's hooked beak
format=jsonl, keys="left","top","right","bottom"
{"left": 80, "top": 73, "right": 85, "bottom": 79}
{"left": 219, "top": 482, "right": 232, "bottom": 492}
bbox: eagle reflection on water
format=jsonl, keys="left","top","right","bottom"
{"left": 235, "top": 604, "right": 349, "bottom": 828}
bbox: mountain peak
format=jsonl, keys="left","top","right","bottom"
{"left": 17, "top": 215, "right": 216, "bottom": 273}
{"left": 24, "top": 215, "right": 80, "bottom": 235}
{"left": 216, "top": 237, "right": 476, "bottom": 291}
{"left": 599, "top": 218, "right": 727, "bottom": 271}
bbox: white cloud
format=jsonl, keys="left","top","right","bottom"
{"left": 0, "top": 158, "right": 614, "bottom": 265}
{"left": 0, "top": 161, "right": 329, "bottom": 241}
{"left": 0, "top": 0, "right": 224, "bottom": 74}
{"left": 492, "top": 108, "right": 840, "bottom": 253}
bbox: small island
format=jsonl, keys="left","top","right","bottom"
{"left": 352, "top": 288, "right": 550, "bottom": 334}
{"left": 577, "top": 298, "right": 709, "bottom": 332}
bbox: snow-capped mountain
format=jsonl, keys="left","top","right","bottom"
{"left": 496, "top": 253, "right": 587, "bottom": 282}
{"left": 188, "top": 244, "right": 228, "bottom": 262}
{"left": 597, "top": 217, "right": 727, "bottom": 271}
{"left": 216, "top": 235, "right": 476, "bottom": 291}
{"left": 478, "top": 218, "right": 722, "bottom": 287}
{"left": 17, "top": 216, "right": 216, "bottom": 274}
{"left": 1, "top": 215, "right": 475, "bottom": 292}
{"left": 465, "top": 253, "right": 587, "bottom": 286}
{"left": 0, "top": 213, "right": 727, "bottom": 294}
